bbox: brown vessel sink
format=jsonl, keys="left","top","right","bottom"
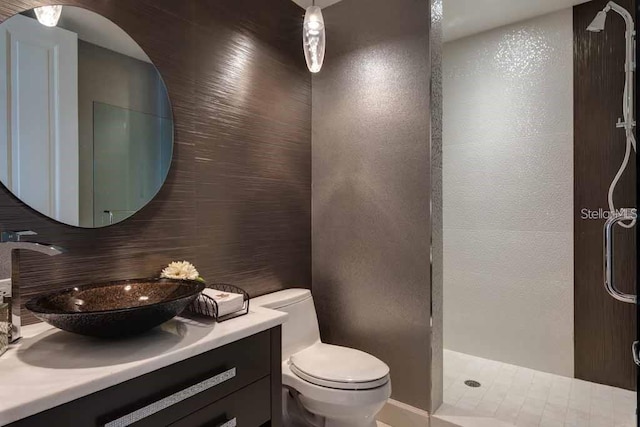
{"left": 25, "top": 278, "right": 204, "bottom": 338}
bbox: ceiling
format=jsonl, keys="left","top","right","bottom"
{"left": 291, "top": 0, "right": 595, "bottom": 43}
{"left": 291, "top": 0, "right": 343, "bottom": 8}
{"left": 443, "top": 0, "right": 592, "bottom": 42}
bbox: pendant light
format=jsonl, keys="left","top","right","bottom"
{"left": 34, "top": 5, "right": 63, "bottom": 27}
{"left": 303, "top": 0, "right": 325, "bottom": 73}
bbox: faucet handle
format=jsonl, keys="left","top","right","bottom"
{"left": 1, "top": 231, "right": 37, "bottom": 242}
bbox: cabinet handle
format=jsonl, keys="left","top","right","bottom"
{"left": 217, "top": 418, "right": 237, "bottom": 427}
{"left": 104, "top": 368, "right": 236, "bottom": 427}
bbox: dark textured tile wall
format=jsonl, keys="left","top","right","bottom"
{"left": 574, "top": 0, "right": 636, "bottom": 390}
{"left": 0, "top": 0, "right": 311, "bottom": 325}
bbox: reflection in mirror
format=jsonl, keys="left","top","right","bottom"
{"left": 0, "top": 6, "right": 173, "bottom": 228}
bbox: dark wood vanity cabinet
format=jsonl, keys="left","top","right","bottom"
{"left": 8, "top": 327, "right": 282, "bottom": 427}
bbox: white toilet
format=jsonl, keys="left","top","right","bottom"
{"left": 253, "top": 289, "right": 391, "bottom": 427}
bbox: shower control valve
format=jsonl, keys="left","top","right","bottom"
{"left": 615, "top": 118, "right": 635, "bottom": 129}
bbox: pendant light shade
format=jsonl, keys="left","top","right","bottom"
{"left": 303, "top": 5, "right": 326, "bottom": 73}
{"left": 34, "top": 5, "right": 63, "bottom": 27}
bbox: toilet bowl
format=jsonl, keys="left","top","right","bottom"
{"left": 253, "top": 289, "right": 391, "bottom": 427}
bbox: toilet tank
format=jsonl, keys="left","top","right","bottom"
{"left": 253, "top": 289, "right": 320, "bottom": 360}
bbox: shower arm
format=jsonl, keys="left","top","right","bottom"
{"left": 606, "top": 2, "right": 634, "bottom": 36}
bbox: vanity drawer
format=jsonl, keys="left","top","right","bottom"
{"left": 9, "top": 330, "right": 273, "bottom": 427}
{"left": 169, "top": 377, "right": 271, "bottom": 427}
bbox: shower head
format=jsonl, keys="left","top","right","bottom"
{"left": 587, "top": 10, "right": 608, "bottom": 32}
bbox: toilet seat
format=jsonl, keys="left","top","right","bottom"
{"left": 282, "top": 361, "right": 392, "bottom": 423}
{"left": 289, "top": 343, "right": 390, "bottom": 390}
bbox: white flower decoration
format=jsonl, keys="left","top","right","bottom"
{"left": 161, "top": 261, "right": 200, "bottom": 281}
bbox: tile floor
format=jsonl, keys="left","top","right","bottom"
{"left": 438, "top": 349, "right": 636, "bottom": 427}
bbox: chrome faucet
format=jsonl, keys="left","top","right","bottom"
{"left": 0, "top": 230, "right": 64, "bottom": 344}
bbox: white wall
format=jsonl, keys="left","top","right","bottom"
{"left": 443, "top": 9, "right": 574, "bottom": 376}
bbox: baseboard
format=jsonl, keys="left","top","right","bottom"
{"left": 376, "top": 398, "right": 431, "bottom": 427}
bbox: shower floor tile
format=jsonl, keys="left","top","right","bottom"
{"left": 438, "top": 350, "right": 636, "bottom": 427}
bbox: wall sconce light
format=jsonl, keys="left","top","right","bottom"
{"left": 34, "top": 5, "right": 63, "bottom": 27}
{"left": 303, "top": 1, "right": 325, "bottom": 73}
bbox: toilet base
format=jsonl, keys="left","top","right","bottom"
{"left": 283, "top": 388, "right": 384, "bottom": 427}
{"left": 283, "top": 389, "right": 323, "bottom": 427}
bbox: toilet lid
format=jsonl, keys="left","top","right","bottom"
{"left": 289, "top": 343, "right": 390, "bottom": 390}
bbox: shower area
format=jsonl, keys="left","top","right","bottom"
{"left": 436, "top": 0, "right": 637, "bottom": 426}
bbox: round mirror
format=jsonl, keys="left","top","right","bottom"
{"left": 0, "top": 6, "right": 173, "bottom": 228}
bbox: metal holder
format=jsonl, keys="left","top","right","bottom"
{"left": 603, "top": 212, "right": 637, "bottom": 304}
{"left": 186, "top": 283, "right": 249, "bottom": 322}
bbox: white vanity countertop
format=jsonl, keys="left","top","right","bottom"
{"left": 0, "top": 307, "right": 287, "bottom": 426}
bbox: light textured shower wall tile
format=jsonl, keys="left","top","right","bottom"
{"left": 443, "top": 9, "right": 573, "bottom": 146}
{"left": 443, "top": 132, "right": 572, "bottom": 192}
{"left": 443, "top": 228, "right": 573, "bottom": 283}
{"left": 443, "top": 184, "right": 572, "bottom": 233}
{"left": 443, "top": 132, "right": 572, "bottom": 233}
{"left": 443, "top": 267, "right": 574, "bottom": 376}
{"left": 442, "top": 7, "right": 574, "bottom": 377}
